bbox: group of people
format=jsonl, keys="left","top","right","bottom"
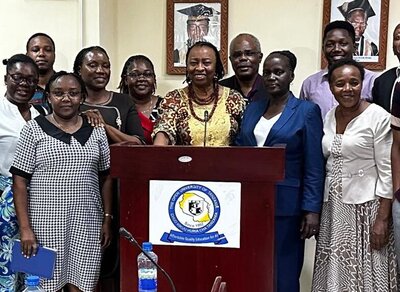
{"left": 0, "top": 17, "right": 400, "bottom": 292}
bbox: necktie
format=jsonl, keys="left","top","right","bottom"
{"left": 391, "top": 80, "right": 400, "bottom": 114}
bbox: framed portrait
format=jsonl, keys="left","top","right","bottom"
{"left": 166, "top": 0, "right": 228, "bottom": 75}
{"left": 322, "top": 0, "right": 389, "bottom": 70}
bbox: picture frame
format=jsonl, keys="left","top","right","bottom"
{"left": 321, "top": 0, "right": 389, "bottom": 70}
{"left": 166, "top": 0, "right": 228, "bottom": 75}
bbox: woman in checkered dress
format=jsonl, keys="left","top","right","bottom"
{"left": 11, "top": 71, "right": 112, "bottom": 292}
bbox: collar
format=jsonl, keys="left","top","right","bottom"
{"left": 36, "top": 85, "right": 45, "bottom": 92}
{"left": 250, "top": 75, "right": 263, "bottom": 95}
{"left": 321, "top": 68, "right": 329, "bottom": 78}
{"left": 396, "top": 66, "right": 400, "bottom": 78}
{"left": 35, "top": 115, "right": 93, "bottom": 146}
{"left": 233, "top": 74, "right": 263, "bottom": 98}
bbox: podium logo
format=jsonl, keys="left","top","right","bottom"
{"left": 180, "top": 192, "right": 211, "bottom": 223}
{"left": 160, "top": 184, "right": 228, "bottom": 245}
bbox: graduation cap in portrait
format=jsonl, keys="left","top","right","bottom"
{"left": 338, "top": 0, "right": 376, "bottom": 19}
{"left": 178, "top": 4, "right": 220, "bottom": 22}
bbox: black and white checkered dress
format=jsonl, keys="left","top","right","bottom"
{"left": 11, "top": 115, "right": 110, "bottom": 292}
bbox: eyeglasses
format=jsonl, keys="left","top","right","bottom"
{"left": 8, "top": 74, "right": 38, "bottom": 86}
{"left": 350, "top": 21, "right": 366, "bottom": 28}
{"left": 126, "top": 72, "right": 155, "bottom": 79}
{"left": 231, "top": 50, "right": 260, "bottom": 59}
{"left": 50, "top": 91, "right": 82, "bottom": 99}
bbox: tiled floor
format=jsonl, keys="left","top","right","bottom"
{"left": 300, "top": 238, "right": 316, "bottom": 292}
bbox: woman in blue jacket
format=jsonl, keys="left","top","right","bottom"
{"left": 236, "top": 50, "right": 324, "bottom": 292}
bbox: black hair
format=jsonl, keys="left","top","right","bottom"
{"left": 267, "top": 50, "right": 297, "bottom": 72}
{"left": 118, "top": 55, "right": 157, "bottom": 94}
{"left": 394, "top": 23, "right": 400, "bottom": 33}
{"left": 44, "top": 71, "right": 88, "bottom": 102}
{"left": 73, "top": 46, "right": 109, "bottom": 75}
{"left": 3, "top": 54, "right": 39, "bottom": 76}
{"left": 185, "top": 41, "right": 224, "bottom": 83}
{"left": 327, "top": 58, "right": 365, "bottom": 83}
{"left": 323, "top": 20, "right": 356, "bottom": 43}
{"left": 26, "top": 33, "right": 55, "bottom": 51}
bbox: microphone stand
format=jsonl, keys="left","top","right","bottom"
{"left": 203, "top": 110, "right": 209, "bottom": 147}
{"left": 119, "top": 227, "right": 177, "bottom": 292}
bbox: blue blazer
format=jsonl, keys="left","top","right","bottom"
{"left": 236, "top": 93, "right": 324, "bottom": 216}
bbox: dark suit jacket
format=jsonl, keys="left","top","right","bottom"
{"left": 372, "top": 67, "right": 397, "bottom": 113}
{"left": 236, "top": 93, "right": 324, "bottom": 216}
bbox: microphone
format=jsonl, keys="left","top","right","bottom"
{"left": 203, "top": 110, "right": 209, "bottom": 147}
{"left": 119, "top": 227, "right": 177, "bottom": 292}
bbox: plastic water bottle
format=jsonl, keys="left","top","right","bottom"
{"left": 22, "top": 275, "right": 46, "bottom": 291}
{"left": 137, "top": 242, "right": 158, "bottom": 292}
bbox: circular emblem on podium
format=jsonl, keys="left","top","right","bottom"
{"left": 168, "top": 184, "right": 220, "bottom": 234}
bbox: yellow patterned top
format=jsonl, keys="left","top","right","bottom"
{"left": 153, "top": 86, "right": 245, "bottom": 146}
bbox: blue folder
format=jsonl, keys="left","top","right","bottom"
{"left": 11, "top": 239, "right": 57, "bottom": 279}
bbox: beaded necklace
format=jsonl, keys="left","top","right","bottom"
{"left": 188, "top": 84, "right": 219, "bottom": 122}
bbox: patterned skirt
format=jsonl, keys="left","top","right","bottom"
{"left": 312, "top": 135, "right": 398, "bottom": 291}
{"left": 0, "top": 175, "right": 19, "bottom": 292}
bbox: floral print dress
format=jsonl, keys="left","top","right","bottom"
{"left": 0, "top": 176, "right": 19, "bottom": 291}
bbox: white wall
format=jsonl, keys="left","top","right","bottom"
{"left": 1, "top": 0, "right": 399, "bottom": 96}
{"left": 0, "top": 0, "right": 83, "bottom": 73}
{"left": 0, "top": 1, "right": 399, "bottom": 291}
{"left": 113, "top": 0, "right": 400, "bottom": 97}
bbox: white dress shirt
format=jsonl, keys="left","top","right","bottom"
{"left": 323, "top": 103, "right": 392, "bottom": 204}
{"left": 0, "top": 95, "right": 41, "bottom": 177}
{"left": 253, "top": 113, "right": 282, "bottom": 147}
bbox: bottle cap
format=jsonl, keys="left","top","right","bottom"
{"left": 142, "top": 241, "right": 152, "bottom": 251}
{"left": 26, "top": 275, "right": 40, "bottom": 286}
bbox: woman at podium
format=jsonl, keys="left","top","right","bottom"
{"left": 236, "top": 50, "right": 324, "bottom": 292}
{"left": 152, "top": 42, "right": 246, "bottom": 146}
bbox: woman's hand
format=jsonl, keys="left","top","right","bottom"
{"left": 81, "top": 109, "right": 105, "bottom": 128}
{"left": 371, "top": 217, "right": 389, "bottom": 250}
{"left": 300, "top": 212, "right": 320, "bottom": 239}
{"left": 19, "top": 226, "right": 37, "bottom": 258}
{"left": 100, "top": 218, "right": 112, "bottom": 250}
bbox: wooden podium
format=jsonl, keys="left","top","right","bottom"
{"left": 110, "top": 145, "right": 285, "bottom": 292}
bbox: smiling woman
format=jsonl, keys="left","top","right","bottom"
{"left": 153, "top": 41, "right": 245, "bottom": 146}
{"left": 118, "top": 55, "right": 162, "bottom": 144}
{"left": 312, "top": 58, "right": 397, "bottom": 291}
{"left": 0, "top": 54, "right": 41, "bottom": 291}
{"left": 73, "top": 46, "right": 145, "bottom": 145}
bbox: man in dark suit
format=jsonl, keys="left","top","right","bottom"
{"left": 219, "top": 33, "right": 266, "bottom": 105}
{"left": 372, "top": 23, "right": 400, "bottom": 112}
